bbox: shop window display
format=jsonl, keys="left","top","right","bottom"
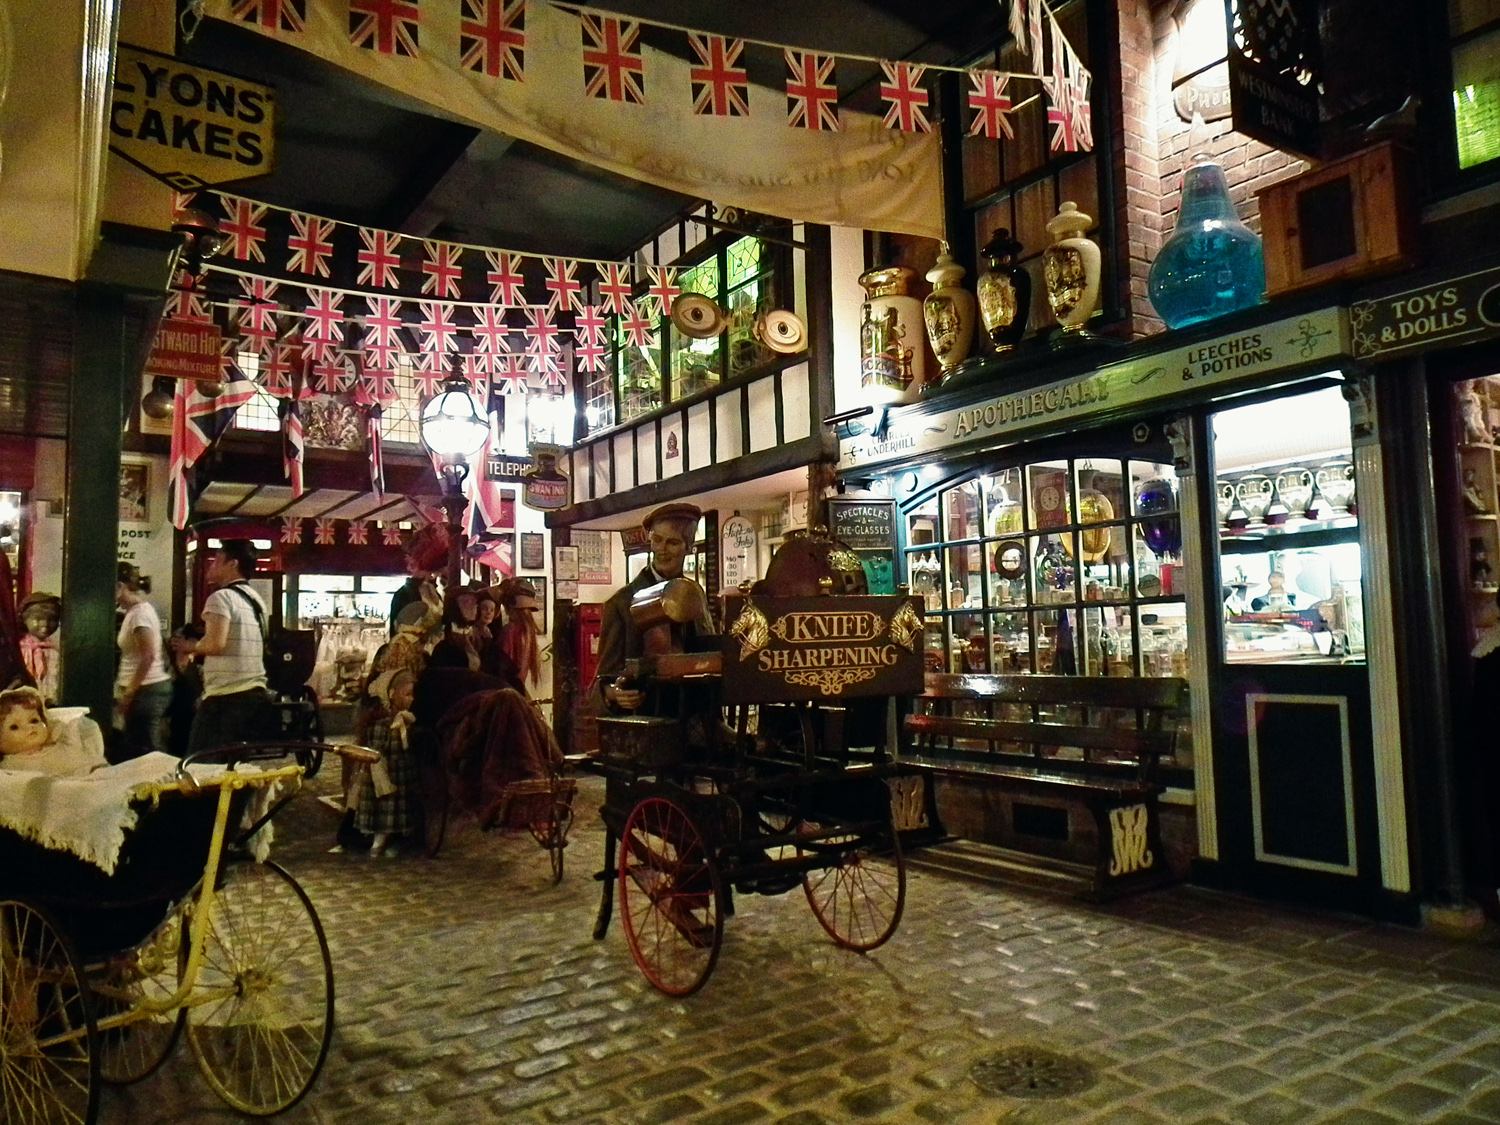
{"left": 1453, "top": 375, "right": 1500, "bottom": 642}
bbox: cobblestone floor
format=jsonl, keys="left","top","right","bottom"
{"left": 96, "top": 773, "right": 1500, "bottom": 1125}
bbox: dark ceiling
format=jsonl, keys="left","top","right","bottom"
{"left": 180, "top": 0, "right": 1001, "bottom": 261}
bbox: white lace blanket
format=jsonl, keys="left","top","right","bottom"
{"left": 0, "top": 752, "right": 283, "bottom": 875}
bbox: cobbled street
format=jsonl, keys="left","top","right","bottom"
{"left": 98, "top": 772, "right": 1500, "bottom": 1125}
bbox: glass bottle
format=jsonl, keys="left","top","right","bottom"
{"left": 976, "top": 229, "right": 1031, "bottom": 351}
{"left": 1148, "top": 154, "right": 1265, "bottom": 329}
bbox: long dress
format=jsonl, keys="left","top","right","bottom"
{"left": 352, "top": 714, "right": 422, "bottom": 837}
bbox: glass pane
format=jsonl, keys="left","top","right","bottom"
{"left": 1031, "top": 533, "right": 1075, "bottom": 603}
{"left": 945, "top": 544, "right": 983, "bottom": 609}
{"left": 1138, "top": 602, "right": 1189, "bottom": 678}
{"left": 1032, "top": 608, "right": 1079, "bottom": 675}
{"left": 990, "top": 611, "right": 1032, "bottom": 673}
{"left": 922, "top": 620, "right": 946, "bottom": 673}
{"left": 727, "top": 280, "right": 774, "bottom": 375}
{"left": 943, "top": 479, "right": 982, "bottom": 541}
{"left": 1078, "top": 604, "right": 1134, "bottom": 677}
{"left": 1058, "top": 157, "right": 1100, "bottom": 228}
{"left": 1027, "top": 461, "right": 1071, "bottom": 529}
{"left": 1079, "top": 523, "right": 1130, "bottom": 601}
{"left": 951, "top": 613, "right": 987, "bottom": 673}
{"left": 964, "top": 132, "right": 1002, "bottom": 204}
{"left": 725, "top": 238, "right": 762, "bottom": 288}
{"left": 1454, "top": 31, "right": 1500, "bottom": 169}
{"left": 670, "top": 330, "right": 720, "bottom": 401}
{"left": 1013, "top": 180, "right": 1054, "bottom": 266}
{"left": 988, "top": 537, "right": 1029, "bottom": 608}
{"left": 907, "top": 496, "right": 940, "bottom": 546}
{"left": 906, "top": 547, "right": 943, "bottom": 612}
{"left": 680, "top": 256, "right": 720, "bottom": 297}
{"left": 1077, "top": 460, "right": 1125, "bottom": 521}
{"left": 983, "top": 468, "right": 1025, "bottom": 537}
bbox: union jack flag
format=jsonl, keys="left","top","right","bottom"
{"left": 598, "top": 262, "right": 631, "bottom": 315}
{"left": 281, "top": 398, "right": 304, "bottom": 497}
{"left": 281, "top": 516, "right": 304, "bottom": 545}
{"left": 689, "top": 34, "right": 748, "bottom": 117}
{"left": 412, "top": 352, "right": 444, "bottom": 399}
{"left": 463, "top": 352, "right": 490, "bottom": 395}
{"left": 460, "top": 0, "right": 524, "bottom": 81}
{"left": 620, "top": 298, "right": 655, "bottom": 349}
{"left": 230, "top": 0, "right": 304, "bottom": 32}
{"left": 581, "top": 14, "right": 643, "bottom": 104}
{"left": 879, "top": 62, "right": 931, "bottom": 132}
{"left": 312, "top": 354, "right": 353, "bottom": 394}
{"left": 362, "top": 296, "right": 404, "bottom": 367}
{"left": 574, "top": 305, "right": 606, "bottom": 372}
{"left": 1044, "top": 30, "right": 1088, "bottom": 153}
{"left": 523, "top": 307, "right": 560, "bottom": 377}
{"left": 165, "top": 271, "right": 211, "bottom": 323}
{"left": 350, "top": 0, "right": 419, "bottom": 56}
{"left": 301, "top": 288, "right": 344, "bottom": 359}
{"left": 418, "top": 301, "right": 460, "bottom": 352}
{"left": 485, "top": 250, "right": 526, "bottom": 307}
{"left": 645, "top": 266, "right": 680, "bottom": 322}
{"left": 169, "top": 366, "right": 258, "bottom": 530}
{"left": 471, "top": 305, "right": 509, "bottom": 354}
{"left": 1029, "top": 0, "right": 1045, "bottom": 75}
{"left": 259, "top": 340, "right": 297, "bottom": 398}
{"left": 786, "top": 51, "right": 839, "bottom": 131}
{"left": 233, "top": 276, "right": 279, "bottom": 355}
{"left": 220, "top": 196, "right": 269, "bottom": 262}
{"left": 286, "top": 213, "right": 335, "bottom": 277}
{"left": 1009, "top": 0, "right": 1028, "bottom": 47}
{"left": 492, "top": 354, "right": 527, "bottom": 395}
{"left": 382, "top": 523, "right": 405, "bottom": 547}
{"left": 421, "top": 240, "right": 464, "bottom": 300}
{"left": 968, "top": 70, "right": 1015, "bottom": 140}
{"left": 314, "top": 518, "right": 338, "bottom": 546}
{"left": 544, "top": 258, "right": 583, "bottom": 316}
{"left": 1069, "top": 58, "right": 1094, "bottom": 150}
{"left": 465, "top": 430, "right": 509, "bottom": 542}
{"left": 346, "top": 519, "right": 370, "bottom": 545}
{"left": 361, "top": 366, "right": 399, "bottom": 401}
{"left": 357, "top": 228, "right": 404, "bottom": 288}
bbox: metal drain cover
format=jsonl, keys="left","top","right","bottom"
{"left": 969, "top": 1046, "right": 1096, "bottom": 1099}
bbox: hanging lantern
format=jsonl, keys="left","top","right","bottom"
{"left": 1059, "top": 487, "right": 1114, "bottom": 563}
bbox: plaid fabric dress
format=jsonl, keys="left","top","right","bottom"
{"left": 353, "top": 715, "right": 421, "bottom": 837}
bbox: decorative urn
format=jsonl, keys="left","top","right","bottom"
{"left": 1135, "top": 477, "right": 1182, "bottom": 555}
{"left": 922, "top": 245, "right": 976, "bottom": 381}
{"left": 858, "top": 266, "right": 925, "bottom": 404}
{"left": 1042, "top": 202, "right": 1101, "bottom": 335}
{"left": 976, "top": 229, "right": 1031, "bottom": 351}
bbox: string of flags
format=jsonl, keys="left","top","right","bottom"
{"left": 222, "top": 0, "right": 1092, "bottom": 149}
{"left": 280, "top": 515, "right": 406, "bottom": 546}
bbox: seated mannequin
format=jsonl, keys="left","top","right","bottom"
{"left": 0, "top": 687, "right": 107, "bottom": 777}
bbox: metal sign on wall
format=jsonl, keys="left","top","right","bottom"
{"left": 144, "top": 317, "right": 222, "bottom": 381}
{"left": 1350, "top": 262, "right": 1500, "bottom": 361}
{"left": 111, "top": 44, "right": 276, "bottom": 189}
{"left": 1223, "top": 0, "right": 1320, "bottom": 159}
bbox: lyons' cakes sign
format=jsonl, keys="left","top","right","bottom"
{"left": 721, "top": 595, "right": 924, "bottom": 703}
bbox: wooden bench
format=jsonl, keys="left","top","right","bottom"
{"left": 902, "top": 673, "right": 1188, "bottom": 899}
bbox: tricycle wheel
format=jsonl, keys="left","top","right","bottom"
{"left": 619, "top": 797, "right": 723, "bottom": 997}
{"left": 529, "top": 800, "right": 573, "bottom": 884}
{"left": 801, "top": 823, "right": 906, "bottom": 952}
{"left": 0, "top": 898, "right": 99, "bottom": 1125}
{"left": 185, "top": 861, "right": 333, "bottom": 1116}
{"left": 96, "top": 910, "right": 185, "bottom": 1085}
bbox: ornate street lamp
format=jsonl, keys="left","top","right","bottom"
{"left": 419, "top": 372, "right": 491, "bottom": 590}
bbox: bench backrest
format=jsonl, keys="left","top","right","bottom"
{"left": 905, "top": 673, "right": 1188, "bottom": 780}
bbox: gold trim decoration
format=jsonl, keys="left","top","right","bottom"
{"left": 784, "top": 667, "right": 878, "bottom": 695}
{"left": 729, "top": 599, "right": 771, "bottom": 660}
{"left": 888, "top": 600, "right": 923, "bottom": 650}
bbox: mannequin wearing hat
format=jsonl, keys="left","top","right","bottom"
{"left": 597, "top": 503, "right": 716, "bottom": 714}
{"left": 19, "top": 592, "right": 61, "bottom": 705}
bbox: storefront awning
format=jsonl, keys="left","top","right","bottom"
{"left": 192, "top": 482, "right": 429, "bottom": 525}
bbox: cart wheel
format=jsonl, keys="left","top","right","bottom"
{"left": 96, "top": 911, "right": 185, "bottom": 1085}
{"left": 185, "top": 862, "right": 334, "bottom": 1116}
{"left": 801, "top": 823, "right": 906, "bottom": 952}
{"left": 529, "top": 801, "right": 574, "bottom": 885}
{"left": 619, "top": 797, "right": 724, "bottom": 997}
{"left": 294, "top": 745, "right": 324, "bottom": 779}
{"left": 0, "top": 899, "right": 99, "bottom": 1125}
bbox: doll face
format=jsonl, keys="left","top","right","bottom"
{"left": 22, "top": 606, "right": 58, "bottom": 641}
{"left": 390, "top": 677, "right": 415, "bottom": 713}
{"left": 477, "top": 599, "right": 497, "bottom": 626}
{"left": 455, "top": 593, "right": 478, "bottom": 623}
{"left": 0, "top": 703, "right": 48, "bottom": 756}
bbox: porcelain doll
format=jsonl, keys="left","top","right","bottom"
{"left": 1459, "top": 382, "right": 1490, "bottom": 445}
{"left": 0, "top": 687, "right": 105, "bottom": 776}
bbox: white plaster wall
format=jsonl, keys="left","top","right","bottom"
{"left": 830, "top": 225, "right": 866, "bottom": 416}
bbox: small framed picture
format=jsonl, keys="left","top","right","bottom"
{"left": 520, "top": 531, "right": 546, "bottom": 571}
{"left": 554, "top": 545, "right": 579, "bottom": 582}
{"left": 119, "top": 458, "right": 153, "bottom": 527}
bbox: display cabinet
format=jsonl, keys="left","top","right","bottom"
{"left": 1454, "top": 378, "right": 1500, "bottom": 640}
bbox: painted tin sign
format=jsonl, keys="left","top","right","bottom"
{"left": 838, "top": 307, "right": 1347, "bottom": 471}
{"left": 1350, "top": 262, "right": 1500, "bottom": 360}
{"left": 826, "top": 498, "right": 896, "bottom": 552}
{"left": 144, "top": 317, "right": 222, "bottom": 381}
{"left": 721, "top": 594, "right": 925, "bottom": 703}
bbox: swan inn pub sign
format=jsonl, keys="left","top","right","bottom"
{"left": 837, "top": 307, "right": 1348, "bottom": 471}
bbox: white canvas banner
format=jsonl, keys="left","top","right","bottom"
{"left": 203, "top": 1, "right": 944, "bottom": 239}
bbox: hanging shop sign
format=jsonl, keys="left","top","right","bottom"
{"left": 485, "top": 452, "right": 534, "bottom": 483}
{"left": 620, "top": 525, "right": 650, "bottom": 553}
{"left": 523, "top": 444, "right": 570, "bottom": 510}
{"left": 827, "top": 499, "right": 895, "bottom": 552}
{"left": 1350, "top": 261, "right": 1500, "bottom": 361}
{"left": 110, "top": 44, "right": 276, "bottom": 189}
{"left": 838, "top": 307, "right": 1348, "bottom": 471}
{"left": 720, "top": 515, "right": 758, "bottom": 593}
{"left": 144, "top": 317, "right": 223, "bottom": 381}
{"left": 1223, "top": 0, "right": 1320, "bottom": 159}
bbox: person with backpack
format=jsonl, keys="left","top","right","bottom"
{"left": 172, "top": 539, "right": 275, "bottom": 755}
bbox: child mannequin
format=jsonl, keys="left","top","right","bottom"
{"left": 348, "top": 670, "right": 420, "bottom": 858}
{"left": 19, "top": 593, "right": 61, "bottom": 705}
{"left": 0, "top": 687, "right": 106, "bottom": 776}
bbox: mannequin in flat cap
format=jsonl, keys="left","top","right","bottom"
{"left": 596, "top": 503, "right": 716, "bottom": 714}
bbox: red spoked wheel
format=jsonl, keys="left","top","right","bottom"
{"left": 801, "top": 822, "right": 906, "bottom": 952}
{"left": 618, "top": 797, "right": 723, "bottom": 997}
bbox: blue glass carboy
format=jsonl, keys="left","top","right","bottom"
{"left": 1148, "top": 154, "right": 1265, "bottom": 329}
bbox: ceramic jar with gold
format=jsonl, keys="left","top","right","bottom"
{"left": 1042, "top": 202, "right": 1101, "bottom": 335}
{"left": 976, "top": 229, "right": 1031, "bottom": 351}
{"left": 922, "top": 246, "right": 976, "bottom": 382}
{"left": 859, "top": 266, "right": 925, "bottom": 404}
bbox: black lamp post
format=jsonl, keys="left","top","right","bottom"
{"left": 419, "top": 374, "right": 491, "bottom": 592}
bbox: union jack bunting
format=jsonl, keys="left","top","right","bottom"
{"left": 493, "top": 355, "right": 527, "bottom": 394}
{"left": 368, "top": 407, "right": 387, "bottom": 495}
{"left": 349, "top": 0, "right": 419, "bottom": 56}
{"left": 347, "top": 519, "right": 370, "bottom": 545}
{"left": 281, "top": 516, "right": 304, "bottom": 544}
{"left": 418, "top": 301, "right": 460, "bottom": 352}
{"left": 544, "top": 258, "right": 583, "bottom": 316}
{"left": 165, "top": 272, "right": 211, "bottom": 323}
{"left": 362, "top": 296, "right": 404, "bottom": 366}
{"left": 301, "top": 288, "right": 344, "bottom": 359}
{"left": 412, "top": 352, "right": 444, "bottom": 398}
{"left": 314, "top": 518, "right": 338, "bottom": 546}
{"left": 463, "top": 352, "right": 490, "bottom": 394}
{"left": 357, "top": 228, "right": 403, "bottom": 288}
{"left": 484, "top": 250, "right": 526, "bottom": 307}
{"left": 471, "top": 305, "right": 510, "bottom": 355}
{"left": 286, "top": 213, "right": 335, "bottom": 277}
{"left": 786, "top": 51, "right": 839, "bottom": 131}
{"left": 362, "top": 367, "right": 399, "bottom": 401}
{"left": 598, "top": 262, "right": 631, "bottom": 315}
{"left": 312, "top": 354, "right": 353, "bottom": 394}
{"left": 1069, "top": 56, "right": 1094, "bottom": 150}
{"left": 421, "top": 240, "right": 464, "bottom": 300}
{"left": 879, "top": 62, "right": 931, "bottom": 133}
{"left": 967, "top": 70, "right": 1015, "bottom": 140}
{"left": 1029, "top": 0, "right": 1045, "bottom": 75}
{"left": 460, "top": 0, "right": 524, "bottom": 81}
{"left": 620, "top": 298, "right": 655, "bottom": 349}
{"left": 689, "top": 34, "right": 749, "bottom": 117}
{"left": 230, "top": 0, "right": 305, "bottom": 32}
{"left": 581, "top": 14, "right": 644, "bottom": 104}
{"left": 169, "top": 368, "right": 257, "bottom": 530}
{"left": 259, "top": 340, "right": 297, "bottom": 398}
{"left": 644, "top": 266, "right": 680, "bottom": 321}
{"left": 233, "top": 276, "right": 279, "bottom": 355}
{"left": 220, "top": 196, "right": 269, "bottom": 262}
{"left": 1009, "top": 0, "right": 1028, "bottom": 47}
{"left": 1044, "top": 27, "right": 1089, "bottom": 153}
{"left": 523, "top": 307, "right": 560, "bottom": 376}
{"left": 382, "top": 523, "right": 404, "bottom": 546}
{"left": 281, "top": 398, "right": 304, "bottom": 497}
{"left": 574, "top": 305, "right": 606, "bottom": 372}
